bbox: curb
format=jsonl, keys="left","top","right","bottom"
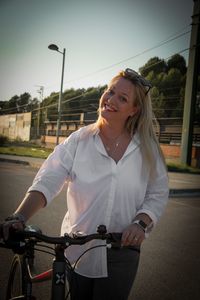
{"left": 169, "top": 189, "right": 200, "bottom": 198}
{"left": 0, "top": 157, "right": 30, "bottom": 166}
{"left": 0, "top": 157, "right": 42, "bottom": 169}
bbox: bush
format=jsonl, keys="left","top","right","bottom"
{"left": 167, "top": 162, "right": 200, "bottom": 174}
{"left": 0, "top": 135, "right": 9, "bottom": 146}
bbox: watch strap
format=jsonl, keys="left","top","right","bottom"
{"left": 132, "top": 219, "right": 147, "bottom": 232}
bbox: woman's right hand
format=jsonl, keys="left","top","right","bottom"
{"left": 1, "top": 213, "right": 25, "bottom": 241}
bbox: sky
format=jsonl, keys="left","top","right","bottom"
{"left": 0, "top": 0, "right": 194, "bottom": 102}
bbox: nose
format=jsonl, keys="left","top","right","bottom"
{"left": 107, "top": 93, "right": 116, "bottom": 105}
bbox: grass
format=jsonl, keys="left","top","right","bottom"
{"left": 0, "top": 144, "right": 200, "bottom": 174}
{"left": 0, "top": 146, "right": 53, "bottom": 159}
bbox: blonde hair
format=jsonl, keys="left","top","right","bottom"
{"left": 94, "top": 71, "right": 166, "bottom": 168}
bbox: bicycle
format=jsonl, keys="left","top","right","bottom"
{"left": 0, "top": 224, "right": 122, "bottom": 300}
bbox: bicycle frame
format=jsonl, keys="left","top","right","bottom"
{"left": 51, "top": 245, "right": 67, "bottom": 300}
{"left": 1, "top": 224, "right": 123, "bottom": 300}
{"left": 22, "top": 243, "right": 67, "bottom": 300}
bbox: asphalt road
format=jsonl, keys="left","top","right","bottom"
{"left": 0, "top": 162, "right": 200, "bottom": 300}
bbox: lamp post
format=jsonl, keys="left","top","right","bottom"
{"left": 48, "top": 44, "right": 66, "bottom": 145}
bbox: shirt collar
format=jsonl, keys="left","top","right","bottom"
{"left": 93, "top": 125, "right": 140, "bottom": 145}
{"left": 93, "top": 127, "right": 140, "bottom": 159}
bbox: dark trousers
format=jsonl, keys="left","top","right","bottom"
{"left": 68, "top": 247, "right": 140, "bottom": 300}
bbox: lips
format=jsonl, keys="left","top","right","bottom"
{"left": 103, "top": 104, "right": 117, "bottom": 112}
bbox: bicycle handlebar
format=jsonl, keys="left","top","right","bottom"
{"left": 0, "top": 224, "right": 122, "bottom": 250}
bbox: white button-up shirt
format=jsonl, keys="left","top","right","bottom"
{"left": 28, "top": 125, "right": 169, "bottom": 278}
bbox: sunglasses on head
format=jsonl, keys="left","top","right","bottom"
{"left": 124, "top": 68, "right": 152, "bottom": 95}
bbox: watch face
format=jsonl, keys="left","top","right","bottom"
{"left": 139, "top": 220, "right": 147, "bottom": 229}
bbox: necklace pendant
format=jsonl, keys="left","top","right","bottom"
{"left": 106, "top": 146, "right": 110, "bottom": 151}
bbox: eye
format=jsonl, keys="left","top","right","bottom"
{"left": 107, "top": 88, "right": 114, "bottom": 95}
{"left": 119, "top": 96, "right": 127, "bottom": 102}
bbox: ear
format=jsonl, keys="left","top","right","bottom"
{"left": 130, "top": 106, "right": 139, "bottom": 117}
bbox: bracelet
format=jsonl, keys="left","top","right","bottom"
{"left": 5, "top": 212, "right": 26, "bottom": 224}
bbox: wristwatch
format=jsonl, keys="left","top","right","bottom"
{"left": 132, "top": 219, "right": 148, "bottom": 232}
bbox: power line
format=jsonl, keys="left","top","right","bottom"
{"left": 32, "top": 24, "right": 191, "bottom": 95}
{"left": 158, "top": 86, "right": 184, "bottom": 91}
{"left": 153, "top": 108, "right": 183, "bottom": 111}
{"left": 38, "top": 49, "right": 189, "bottom": 112}
{"left": 0, "top": 26, "right": 191, "bottom": 107}
{"left": 0, "top": 102, "right": 32, "bottom": 113}
{"left": 64, "top": 29, "right": 191, "bottom": 85}
{"left": 38, "top": 49, "right": 189, "bottom": 114}
{"left": 42, "top": 26, "right": 191, "bottom": 92}
{"left": 0, "top": 93, "right": 38, "bottom": 113}
{"left": 0, "top": 39, "right": 190, "bottom": 115}
{"left": 140, "top": 48, "right": 189, "bottom": 72}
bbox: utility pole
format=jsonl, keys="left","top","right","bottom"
{"left": 36, "top": 86, "right": 44, "bottom": 137}
{"left": 180, "top": 0, "right": 200, "bottom": 165}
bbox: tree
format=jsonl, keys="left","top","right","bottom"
{"left": 62, "top": 88, "right": 83, "bottom": 117}
{"left": 0, "top": 54, "right": 188, "bottom": 121}
{"left": 167, "top": 54, "right": 187, "bottom": 75}
{"left": 139, "top": 54, "right": 187, "bottom": 118}
{"left": 159, "top": 69, "right": 182, "bottom": 117}
{"left": 8, "top": 95, "right": 20, "bottom": 112}
{"left": 0, "top": 100, "right": 9, "bottom": 115}
{"left": 18, "top": 93, "right": 32, "bottom": 112}
{"left": 139, "top": 56, "right": 167, "bottom": 77}
{"left": 0, "top": 93, "right": 34, "bottom": 114}
{"left": 151, "top": 86, "right": 165, "bottom": 118}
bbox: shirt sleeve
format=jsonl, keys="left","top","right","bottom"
{"left": 27, "top": 131, "right": 79, "bottom": 204}
{"left": 136, "top": 148, "right": 169, "bottom": 229}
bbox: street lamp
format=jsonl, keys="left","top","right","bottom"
{"left": 48, "top": 44, "right": 66, "bottom": 145}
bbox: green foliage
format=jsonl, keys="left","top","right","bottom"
{"left": 139, "top": 54, "right": 188, "bottom": 119}
{"left": 1, "top": 53, "right": 197, "bottom": 123}
{"left": 167, "top": 54, "right": 187, "bottom": 75}
{"left": 1, "top": 143, "right": 200, "bottom": 174}
{"left": 62, "top": 88, "right": 83, "bottom": 116}
{"left": 79, "top": 86, "right": 105, "bottom": 114}
{"left": 0, "top": 92, "right": 36, "bottom": 115}
{"left": 139, "top": 57, "right": 167, "bottom": 77}
{"left": 41, "top": 85, "right": 106, "bottom": 122}
{"left": 0, "top": 146, "right": 52, "bottom": 158}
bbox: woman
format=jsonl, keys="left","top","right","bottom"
{"left": 3, "top": 68, "right": 169, "bottom": 300}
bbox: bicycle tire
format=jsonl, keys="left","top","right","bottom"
{"left": 6, "top": 254, "right": 27, "bottom": 300}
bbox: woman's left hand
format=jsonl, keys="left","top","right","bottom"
{"left": 121, "top": 223, "right": 145, "bottom": 247}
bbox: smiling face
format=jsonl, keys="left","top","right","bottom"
{"left": 99, "top": 77, "right": 138, "bottom": 127}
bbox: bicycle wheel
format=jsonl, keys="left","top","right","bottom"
{"left": 6, "top": 254, "right": 26, "bottom": 300}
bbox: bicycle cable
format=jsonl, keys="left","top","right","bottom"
{"left": 64, "top": 245, "right": 108, "bottom": 300}
{"left": 73, "top": 244, "right": 107, "bottom": 271}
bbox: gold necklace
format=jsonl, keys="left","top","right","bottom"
{"left": 101, "top": 131, "right": 124, "bottom": 155}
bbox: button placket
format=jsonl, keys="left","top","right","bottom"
{"left": 104, "top": 160, "right": 117, "bottom": 228}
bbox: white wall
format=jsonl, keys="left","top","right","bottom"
{"left": 0, "top": 112, "right": 31, "bottom": 141}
